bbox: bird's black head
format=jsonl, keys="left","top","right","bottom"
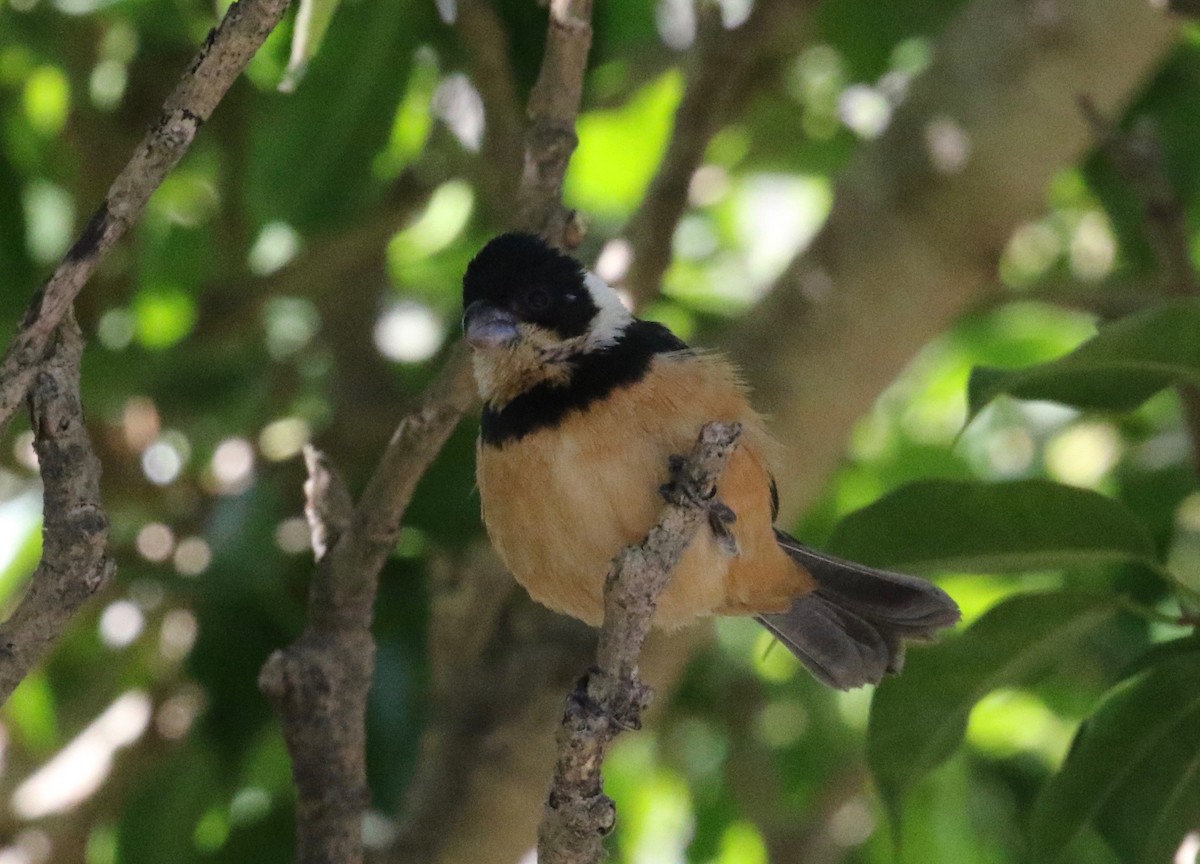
{"left": 462, "top": 233, "right": 600, "bottom": 348}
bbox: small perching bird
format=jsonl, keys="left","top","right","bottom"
{"left": 462, "top": 233, "right": 960, "bottom": 689}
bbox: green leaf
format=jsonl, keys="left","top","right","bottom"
{"left": 0, "top": 510, "right": 42, "bottom": 609}
{"left": 5, "top": 669, "right": 58, "bottom": 753}
{"left": 565, "top": 71, "right": 683, "bottom": 219}
{"left": 868, "top": 592, "right": 1116, "bottom": 827}
{"left": 967, "top": 299, "right": 1200, "bottom": 419}
{"left": 1032, "top": 651, "right": 1200, "bottom": 864}
{"left": 246, "top": 0, "right": 431, "bottom": 230}
{"left": 826, "top": 479, "right": 1159, "bottom": 574}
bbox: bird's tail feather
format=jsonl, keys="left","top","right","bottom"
{"left": 755, "top": 531, "right": 961, "bottom": 690}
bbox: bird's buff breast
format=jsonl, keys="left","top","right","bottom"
{"left": 475, "top": 374, "right": 734, "bottom": 627}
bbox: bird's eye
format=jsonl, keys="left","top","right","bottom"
{"left": 524, "top": 287, "right": 552, "bottom": 312}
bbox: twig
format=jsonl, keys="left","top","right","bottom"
{"left": 0, "top": 0, "right": 292, "bottom": 440}
{"left": 623, "top": 0, "right": 811, "bottom": 308}
{"left": 537, "top": 421, "right": 742, "bottom": 864}
{"left": 259, "top": 350, "right": 476, "bottom": 864}
{"left": 0, "top": 313, "right": 114, "bottom": 704}
{"left": 1082, "top": 99, "right": 1200, "bottom": 473}
{"left": 455, "top": 0, "right": 525, "bottom": 218}
{"left": 516, "top": 0, "right": 595, "bottom": 245}
{"left": 1015, "top": 276, "right": 1162, "bottom": 320}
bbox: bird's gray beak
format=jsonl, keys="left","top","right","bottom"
{"left": 463, "top": 301, "right": 520, "bottom": 350}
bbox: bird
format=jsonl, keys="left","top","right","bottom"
{"left": 462, "top": 232, "right": 960, "bottom": 690}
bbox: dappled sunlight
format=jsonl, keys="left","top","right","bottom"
{"left": 247, "top": 221, "right": 302, "bottom": 276}
{"left": 96, "top": 308, "right": 134, "bottom": 350}
{"left": 98, "top": 600, "right": 144, "bottom": 649}
{"left": 207, "top": 438, "right": 255, "bottom": 495}
{"left": 752, "top": 629, "right": 799, "bottom": 683}
{"left": 1069, "top": 210, "right": 1117, "bottom": 281}
{"left": 140, "top": 437, "right": 184, "bottom": 486}
{"left": 605, "top": 736, "right": 694, "bottom": 864}
{"left": 924, "top": 115, "right": 971, "bottom": 174}
{"left": 595, "top": 238, "right": 633, "bottom": 284}
{"left": 13, "top": 691, "right": 151, "bottom": 820}
{"left": 432, "top": 74, "right": 483, "bottom": 152}
{"left": 1044, "top": 421, "right": 1122, "bottom": 488}
{"left": 374, "top": 302, "right": 445, "bottom": 364}
{"left": 837, "top": 84, "right": 891, "bottom": 139}
{"left": 258, "top": 416, "right": 311, "bottom": 462}
{"left": 154, "top": 686, "right": 203, "bottom": 741}
{"left": 274, "top": 517, "right": 311, "bottom": 555}
{"left": 158, "top": 610, "right": 199, "bottom": 665}
{"left": 734, "top": 174, "right": 831, "bottom": 291}
{"left": 263, "top": 296, "right": 320, "bottom": 360}
{"left": 1177, "top": 832, "right": 1199, "bottom": 864}
{"left": 967, "top": 689, "right": 1076, "bottom": 765}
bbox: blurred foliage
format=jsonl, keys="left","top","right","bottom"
{"left": 0, "top": 0, "right": 1199, "bottom": 863}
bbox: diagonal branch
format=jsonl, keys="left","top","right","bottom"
{"left": 0, "top": 312, "right": 115, "bottom": 705}
{"left": 455, "top": 0, "right": 526, "bottom": 218}
{"left": 623, "top": 0, "right": 814, "bottom": 308}
{"left": 0, "top": 0, "right": 292, "bottom": 439}
{"left": 537, "top": 422, "right": 742, "bottom": 864}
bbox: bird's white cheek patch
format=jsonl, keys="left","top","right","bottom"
{"left": 583, "top": 272, "right": 633, "bottom": 350}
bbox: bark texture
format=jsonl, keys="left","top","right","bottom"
{"left": 0, "top": 316, "right": 114, "bottom": 704}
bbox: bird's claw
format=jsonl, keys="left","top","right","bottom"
{"left": 660, "top": 452, "right": 739, "bottom": 556}
{"left": 660, "top": 452, "right": 716, "bottom": 508}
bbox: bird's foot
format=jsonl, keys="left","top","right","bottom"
{"left": 661, "top": 453, "right": 739, "bottom": 555}
{"left": 660, "top": 453, "right": 716, "bottom": 507}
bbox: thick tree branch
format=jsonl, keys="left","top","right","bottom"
{"left": 537, "top": 422, "right": 741, "bottom": 864}
{"left": 0, "top": 313, "right": 114, "bottom": 704}
{"left": 516, "top": 0, "right": 594, "bottom": 244}
{"left": 623, "top": 0, "right": 813, "bottom": 308}
{"left": 0, "top": 0, "right": 291, "bottom": 439}
{"left": 259, "top": 351, "right": 476, "bottom": 864}
{"left": 728, "top": 0, "right": 1177, "bottom": 524}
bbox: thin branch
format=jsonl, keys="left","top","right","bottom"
{"left": 537, "top": 421, "right": 742, "bottom": 864}
{"left": 516, "top": 0, "right": 595, "bottom": 245}
{"left": 623, "top": 0, "right": 812, "bottom": 308}
{"left": 1082, "top": 99, "right": 1200, "bottom": 473}
{"left": 1015, "top": 276, "right": 1163, "bottom": 320}
{"left": 455, "top": 0, "right": 525, "bottom": 218}
{"left": 0, "top": 313, "right": 114, "bottom": 704}
{"left": 0, "top": 0, "right": 292, "bottom": 439}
